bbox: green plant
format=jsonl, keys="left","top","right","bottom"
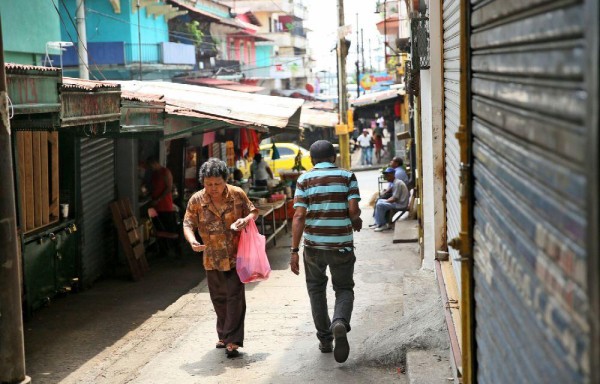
{"left": 186, "top": 21, "right": 204, "bottom": 46}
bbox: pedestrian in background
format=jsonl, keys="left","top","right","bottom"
{"left": 290, "top": 140, "right": 362, "bottom": 363}
{"left": 250, "top": 153, "right": 273, "bottom": 187}
{"left": 147, "top": 156, "right": 181, "bottom": 257}
{"left": 356, "top": 129, "right": 373, "bottom": 166}
{"left": 183, "top": 158, "right": 258, "bottom": 358}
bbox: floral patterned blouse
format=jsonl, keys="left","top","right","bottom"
{"left": 183, "top": 184, "right": 257, "bottom": 271}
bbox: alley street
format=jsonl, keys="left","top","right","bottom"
{"left": 24, "top": 170, "right": 448, "bottom": 383}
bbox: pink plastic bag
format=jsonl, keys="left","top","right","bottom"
{"left": 236, "top": 219, "right": 271, "bottom": 283}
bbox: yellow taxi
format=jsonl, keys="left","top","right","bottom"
{"left": 247, "top": 143, "right": 314, "bottom": 178}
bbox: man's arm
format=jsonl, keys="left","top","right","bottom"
{"left": 348, "top": 198, "right": 362, "bottom": 231}
{"left": 290, "top": 206, "right": 307, "bottom": 275}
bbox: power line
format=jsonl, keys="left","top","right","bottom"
{"left": 50, "top": 0, "right": 101, "bottom": 80}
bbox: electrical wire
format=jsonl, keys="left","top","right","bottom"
{"left": 50, "top": 2, "right": 309, "bottom": 75}
{"left": 50, "top": 0, "right": 102, "bottom": 80}
{"left": 85, "top": 6, "right": 309, "bottom": 73}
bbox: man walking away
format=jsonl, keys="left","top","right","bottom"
{"left": 290, "top": 140, "right": 362, "bottom": 363}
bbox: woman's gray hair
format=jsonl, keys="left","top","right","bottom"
{"left": 198, "top": 158, "right": 229, "bottom": 183}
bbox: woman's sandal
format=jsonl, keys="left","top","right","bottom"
{"left": 216, "top": 340, "right": 226, "bottom": 349}
{"left": 225, "top": 343, "right": 240, "bottom": 358}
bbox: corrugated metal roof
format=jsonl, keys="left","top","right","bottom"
{"left": 62, "top": 77, "right": 120, "bottom": 92}
{"left": 165, "top": 104, "right": 246, "bottom": 127}
{"left": 5, "top": 63, "right": 61, "bottom": 74}
{"left": 116, "top": 80, "right": 304, "bottom": 131}
{"left": 176, "top": 77, "right": 265, "bottom": 93}
{"left": 350, "top": 89, "right": 405, "bottom": 108}
{"left": 121, "top": 90, "right": 165, "bottom": 104}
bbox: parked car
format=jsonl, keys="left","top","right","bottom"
{"left": 246, "top": 143, "right": 314, "bottom": 178}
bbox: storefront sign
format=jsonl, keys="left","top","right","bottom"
{"left": 359, "top": 72, "right": 395, "bottom": 92}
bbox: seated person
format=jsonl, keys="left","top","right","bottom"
{"left": 371, "top": 167, "right": 409, "bottom": 232}
{"left": 228, "top": 167, "right": 244, "bottom": 187}
{"left": 390, "top": 157, "right": 410, "bottom": 186}
{"left": 379, "top": 157, "right": 410, "bottom": 199}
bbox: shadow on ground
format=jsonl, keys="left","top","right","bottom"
{"left": 24, "top": 247, "right": 205, "bottom": 383}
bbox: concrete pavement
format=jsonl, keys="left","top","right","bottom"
{"left": 24, "top": 170, "right": 451, "bottom": 383}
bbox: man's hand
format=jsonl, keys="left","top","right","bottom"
{"left": 290, "top": 252, "right": 300, "bottom": 275}
{"left": 189, "top": 240, "right": 206, "bottom": 253}
{"left": 351, "top": 217, "right": 363, "bottom": 232}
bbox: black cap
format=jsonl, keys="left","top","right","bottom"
{"left": 310, "top": 140, "right": 336, "bottom": 160}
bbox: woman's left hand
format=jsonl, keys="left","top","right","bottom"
{"left": 231, "top": 218, "right": 248, "bottom": 231}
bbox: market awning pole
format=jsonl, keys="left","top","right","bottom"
{"left": 337, "top": 0, "right": 350, "bottom": 169}
{"left": 0, "top": 18, "right": 31, "bottom": 384}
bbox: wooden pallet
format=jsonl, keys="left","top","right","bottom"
{"left": 110, "top": 198, "right": 149, "bottom": 281}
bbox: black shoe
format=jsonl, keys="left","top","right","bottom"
{"left": 368, "top": 223, "right": 378, "bottom": 228}
{"left": 319, "top": 340, "right": 333, "bottom": 353}
{"left": 332, "top": 322, "right": 349, "bottom": 363}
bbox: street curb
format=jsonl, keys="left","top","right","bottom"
{"left": 350, "top": 165, "right": 384, "bottom": 172}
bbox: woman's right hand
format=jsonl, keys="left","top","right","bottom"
{"left": 189, "top": 240, "right": 206, "bottom": 253}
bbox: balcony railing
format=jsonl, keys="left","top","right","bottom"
{"left": 125, "top": 43, "right": 161, "bottom": 64}
{"left": 55, "top": 41, "right": 195, "bottom": 68}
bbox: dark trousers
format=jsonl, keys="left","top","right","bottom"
{"left": 206, "top": 269, "right": 246, "bottom": 346}
{"left": 303, "top": 247, "right": 356, "bottom": 343}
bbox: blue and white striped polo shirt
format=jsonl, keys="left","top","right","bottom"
{"left": 293, "top": 162, "right": 361, "bottom": 250}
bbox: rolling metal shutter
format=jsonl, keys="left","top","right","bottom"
{"left": 469, "top": 0, "right": 591, "bottom": 381}
{"left": 442, "top": 0, "right": 462, "bottom": 289}
{"left": 80, "top": 137, "right": 116, "bottom": 285}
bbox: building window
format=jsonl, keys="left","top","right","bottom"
{"left": 240, "top": 41, "right": 245, "bottom": 64}
{"left": 229, "top": 39, "right": 236, "bottom": 61}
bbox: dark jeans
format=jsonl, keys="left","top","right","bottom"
{"left": 303, "top": 247, "right": 356, "bottom": 343}
{"left": 206, "top": 269, "right": 246, "bottom": 346}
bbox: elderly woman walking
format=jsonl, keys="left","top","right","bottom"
{"left": 183, "top": 158, "right": 258, "bottom": 358}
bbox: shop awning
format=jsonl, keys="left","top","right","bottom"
{"left": 300, "top": 105, "right": 339, "bottom": 128}
{"left": 61, "top": 77, "right": 121, "bottom": 128}
{"left": 164, "top": 105, "right": 260, "bottom": 140}
{"left": 175, "top": 77, "right": 265, "bottom": 93}
{"left": 119, "top": 91, "right": 166, "bottom": 136}
{"left": 5, "top": 63, "right": 62, "bottom": 129}
{"left": 166, "top": 0, "right": 240, "bottom": 28}
{"left": 350, "top": 88, "right": 405, "bottom": 108}
{"left": 115, "top": 81, "right": 304, "bottom": 132}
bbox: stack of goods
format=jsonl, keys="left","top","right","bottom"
{"left": 226, "top": 141, "right": 234, "bottom": 166}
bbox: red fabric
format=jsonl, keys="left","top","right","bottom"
{"left": 394, "top": 100, "right": 402, "bottom": 117}
{"left": 151, "top": 167, "right": 174, "bottom": 212}
{"left": 374, "top": 136, "right": 383, "bottom": 150}
{"left": 248, "top": 129, "right": 260, "bottom": 158}
{"left": 240, "top": 127, "right": 249, "bottom": 157}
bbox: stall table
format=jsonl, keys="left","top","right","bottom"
{"left": 255, "top": 200, "right": 288, "bottom": 246}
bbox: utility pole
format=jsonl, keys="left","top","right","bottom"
{"left": 76, "top": 0, "right": 89, "bottom": 79}
{"left": 361, "top": 28, "right": 365, "bottom": 75}
{"left": 355, "top": 13, "right": 360, "bottom": 99}
{"left": 0, "top": 19, "right": 31, "bottom": 384}
{"left": 336, "top": 0, "right": 350, "bottom": 169}
{"left": 137, "top": 0, "right": 143, "bottom": 80}
{"left": 369, "top": 38, "right": 372, "bottom": 72}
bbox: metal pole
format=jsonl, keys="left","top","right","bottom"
{"left": 355, "top": 13, "right": 360, "bottom": 99}
{"left": 369, "top": 38, "right": 372, "bottom": 71}
{"left": 337, "top": 0, "right": 350, "bottom": 169}
{"left": 361, "top": 28, "right": 365, "bottom": 75}
{"left": 384, "top": 0, "right": 387, "bottom": 67}
{"left": 137, "top": 0, "right": 143, "bottom": 81}
{"left": 76, "top": 0, "right": 89, "bottom": 79}
{"left": 0, "top": 18, "right": 31, "bottom": 384}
